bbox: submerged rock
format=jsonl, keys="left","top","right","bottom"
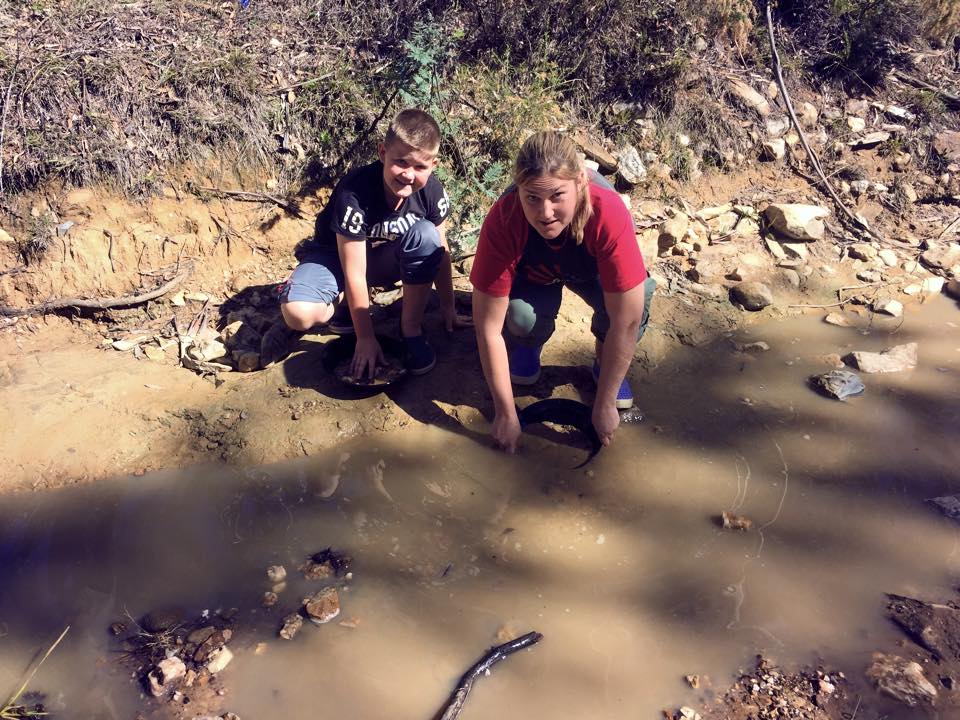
{"left": 279, "top": 613, "right": 303, "bottom": 640}
{"left": 304, "top": 587, "right": 340, "bottom": 624}
{"left": 148, "top": 656, "right": 186, "bottom": 697}
{"left": 866, "top": 653, "right": 937, "bottom": 707}
{"left": 810, "top": 370, "right": 865, "bottom": 400}
{"left": 844, "top": 343, "right": 917, "bottom": 373}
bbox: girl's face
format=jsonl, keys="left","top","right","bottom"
{"left": 517, "top": 172, "right": 583, "bottom": 239}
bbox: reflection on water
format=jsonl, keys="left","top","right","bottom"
{"left": 1, "top": 297, "right": 959, "bottom": 719}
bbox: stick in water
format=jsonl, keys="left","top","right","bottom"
{"left": 435, "top": 631, "right": 543, "bottom": 720}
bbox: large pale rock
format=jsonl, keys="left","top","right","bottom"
{"left": 848, "top": 243, "right": 878, "bottom": 261}
{"left": 762, "top": 138, "right": 786, "bottom": 161}
{"left": 878, "top": 249, "right": 898, "bottom": 267}
{"left": 798, "top": 102, "right": 819, "bottom": 128}
{"left": 0, "top": 227, "right": 14, "bottom": 244}
{"left": 728, "top": 78, "right": 770, "bottom": 117}
{"left": 658, "top": 214, "right": 689, "bottom": 254}
{"left": 844, "top": 343, "right": 917, "bottom": 373}
{"left": 731, "top": 282, "right": 773, "bottom": 311}
{"left": 206, "top": 646, "right": 234, "bottom": 674}
{"left": 617, "top": 145, "right": 646, "bottom": 186}
{"left": 847, "top": 116, "right": 866, "bottom": 132}
{"left": 873, "top": 299, "right": 903, "bottom": 317}
{"left": 572, "top": 131, "right": 617, "bottom": 173}
{"left": 850, "top": 131, "right": 891, "bottom": 149}
{"left": 921, "top": 243, "right": 960, "bottom": 272}
{"left": 866, "top": 653, "right": 937, "bottom": 707}
{"left": 764, "top": 204, "right": 829, "bottom": 242}
{"left": 148, "top": 657, "right": 186, "bottom": 697}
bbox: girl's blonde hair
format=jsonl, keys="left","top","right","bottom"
{"left": 513, "top": 131, "right": 593, "bottom": 244}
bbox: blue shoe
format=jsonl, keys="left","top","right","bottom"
{"left": 509, "top": 345, "right": 542, "bottom": 385}
{"left": 592, "top": 360, "right": 634, "bottom": 409}
{"left": 402, "top": 334, "right": 436, "bottom": 375}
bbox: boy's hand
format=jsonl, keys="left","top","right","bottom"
{"left": 442, "top": 304, "right": 474, "bottom": 332}
{"left": 351, "top": 336, "right": 385, "bottom": 380}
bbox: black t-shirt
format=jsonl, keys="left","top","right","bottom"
{"left": 517, "top": 225, "right": 599, "bottom": 286}
{"left": 309, "top": 161, "right": 450, "bottom": 249}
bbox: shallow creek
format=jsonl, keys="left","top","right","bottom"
{"left": 2, "top": 296, "right": 959, "bottom": 719}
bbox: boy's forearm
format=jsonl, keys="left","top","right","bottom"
{"left": 343, "top": 272, "right": 374, "bottom": 338}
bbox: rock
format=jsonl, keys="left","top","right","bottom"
{"left": 193, "top": 629, "right": 231, "bottom": 663}
{"left": 144, "top": 346, "right": 166, "bottom": 362}
{"left": 845, "top": 343, "right": 917, "bottom": 373}
{"left": 849, "top": 180, "right": 871, "bottom": 196}
{"left": 857, "top": 269, "right": 882, "bottom": 283}
{"left": 764, "top": 204, "right": 829, "bottom": 241}
{"left": 262, "top": 591, "right": 278, "bottom": 608}
{"left": 928, "top": 495, "right": 960, "bottom": 522}
{"left": 148, "top": 657, "right": 186, "bottom": 697}
{"left": 850, "top": 131, "right": 891, "bottom": 149}
{"left": 934, "top": 130, "right": 960, "bottom": 163}
{"left": 847, "top": 116, "right": 866, "bottom": 132}
{"left": 903, "top": 283, "right": 922, "bottom": 295}
{"left": 947, "top": 280, "right": 960, "bottom": 299}
{"left": 206, "top": 646, "right": 234, "bottom": 674}
{"left": 728, "top": 78, "right": 771, "bottom": 117}
{"left": 65, "top": 188, "right": 95, "bottom": 206}
{"left": 186, "top": 338, "right": 228, "bottom": 364}
{"left": 848, "top": 243, "right": 878, "bottom": 261}
{"left": 187, "top": 626, "right": 217, "bottom": 645}
{"left": 696, "top": 204, "right": 733, "bottom": 222}
{"left": 878, "top": 249, "right": 898, "bottom": 267}
{"left": 617, "top": 145, "right": 647, "bottom": 186}
{"left": 279, "top": 613, "right": 303, "bottom": 640}
{"left": 572, "top": 130, "right": 618, "bottom": 173}
{"left": 267, "top": 565, "right": 287, "bottom": 583}
{"left": 810, "top": 369, "right": 865, "bottom": 400}
{"left": 728, "top": 266, "right": 748, "bottom": 281}
{"left": 233, "top": 351, "right": 260, "bottom": 373}
{"left": 658, "top": 215, "right": 689, "bottom": 254}
{"left": 304, "top": 587, "right": 340, "bottom": 624}
{"left": 782, "top": 242, "right": 808, "bottom": 260}
{"left": 866, "top": 653, "right": 937, "bottom": 706}
{"left": 765, "top": 117, "right": 788, "bottom": 137}
{"left": 900, "top": 183, "right": 918, "bottom": 203}
{"left": 887, "top": 594, "right": 960, "bottom": 662}
{"left": 782, "top": 268, "right": 801, "bottom": 287}
{"left": 873, "top": 299, "right": 903, "bottom": 317}
{"left": 798, "top": 102, "right": 818, "bottom": 128}
{"left": 765, "top": 237, "right": 787, "bottom": 260}
{"left": 922, "top": 277, "right": 945, "bottom": 294}
{"left": 141, "top": 606, "right": 185, "bottom": 633}
{"left": 762, "top": 138, "right": 786, "bottom": 161}
{"left": 584, "top": 159, "right": 599, "bottom": 172}
{"left": 892, "top": 152, "right": 913, "bottom": 172}
{"left": 721, "top": 511, "right": 753, "bottom": 530}
{"left": 731, "top": 282, "right": 773, "bottom": 311}
{"left": 921, "top": 243, "right": 960, "bottom": 272}
{"left": 735, "top": 341, "right": 769, "bottom": 352}
{"left": 824, "top": 312, "right": 852, "bottom": 327}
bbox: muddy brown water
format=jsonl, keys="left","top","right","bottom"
{"left": 1, "top": 297, "right": 959, "bottom": 719}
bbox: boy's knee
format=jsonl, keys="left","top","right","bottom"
{"left": 398, "top": 220, "right": 443, "bottom": 284}
{"left": 506, "top": 299, "right": 537, "bottom": 338}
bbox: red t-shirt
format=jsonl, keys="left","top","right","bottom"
{"left": 470, "top": 181, "right": 647, "bottom": 297}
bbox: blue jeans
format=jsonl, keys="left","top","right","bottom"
{"left": 280, "top": 220, "right": 444, "bottom": 305}
{"left": 506, "top": 275, "right": 656, "bottom": 348}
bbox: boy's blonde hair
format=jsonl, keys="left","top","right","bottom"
{"left": 384, "top": 109, "right": 441, "bottom": 155}
{"left": 513, "top": 131, "right": 593, "bottom": 245}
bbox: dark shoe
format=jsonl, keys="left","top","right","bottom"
{"left": 327, "top": 305, "right": 355, "bottom": 335}
{"left": 509, "top": 344, "right": 542, "bottom": 385}
{"left": 402, "top": 334, "right": 436, "bottom": 375}
{"left": 260, "top": 321, "right": 303, "bottom": 367}
{"left": 592, "top": 359, "right": 634, "bottom": 409}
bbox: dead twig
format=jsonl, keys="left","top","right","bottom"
{"left": 0, "top": 264, "right": 192, "bottom": 317}
{"left": 765, "top": 3, "right": 885, "bottom": 244}
{"left": 187, "top": 183, "right": 303, "bottom": 218}
{"left": 434, "top": 631, "right": 543, "bottom": 720}
{"left": 890, "top": 69, "right": 960, "bottom": 110}
{"left": 938, "top": 215, "right": 960, "bottom": 241}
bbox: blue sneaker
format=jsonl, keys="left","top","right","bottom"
{"left": 592, "top": 360, "right": 634, "bottom": 409}
{"left": 509, "top": 344, "right": 542, "bottom": 385}
{"left": 402, "top": 334, "right": 436, "bottom": 375}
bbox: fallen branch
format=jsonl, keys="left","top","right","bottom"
{"left": 938, "top": 215, "right": 960, "bottom": 241}
{"left": 764, "top": 3, "right": 885, "bottom": 244}
{"left": 890, "top": 69, "right": 960, "bottom": 110}
{"left": 187, "top": 183, "right": 302, "bottom": 218}
{"left": 0, "top": 265, "right": 191, "bottom": 317}
{"left": 434, "top": 631, "right": 543, "bottom": 720}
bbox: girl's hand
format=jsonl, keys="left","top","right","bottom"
{"left": 492, "top": 409, "right": 522, "bottom": 454}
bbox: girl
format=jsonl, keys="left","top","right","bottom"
{"left": 470, "top": 131, "right": 655, "bottom": 453}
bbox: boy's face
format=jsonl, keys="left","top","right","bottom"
{"left": 378, "top": 140, "right": 437, "bottom": 204}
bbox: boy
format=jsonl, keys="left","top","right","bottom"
{"left": 262, "top": 108, "right": 466, "bottom": 376}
